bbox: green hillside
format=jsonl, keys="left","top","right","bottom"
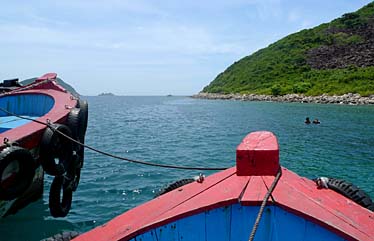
{"left": 203, "top": 3, "right": 374, "bottom": 96}
{"left": 21, "top": 77, "right": 80, "bottom": 96}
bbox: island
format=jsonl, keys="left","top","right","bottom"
{"left": 98, "top": 92, "right": 115, "bottom": 96}
{"left": 199, "top": 3, "right": 374, "bottom": 100}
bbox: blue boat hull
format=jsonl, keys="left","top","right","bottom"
{"left": 131, "top": 204, "right": 345, "bottom": 241}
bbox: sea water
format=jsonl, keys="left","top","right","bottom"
{"left": 1, "top": 96, "right": 373, "bottom": 241}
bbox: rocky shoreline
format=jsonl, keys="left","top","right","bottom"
{"left": 192, "top": 92, "right": 374, "bottom": 105}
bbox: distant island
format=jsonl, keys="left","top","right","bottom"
{"left": 98, "top": 92, "right": 115, "bottom": 96}
{"left": 200, "top": 2, "right": 374, "bottom": 98}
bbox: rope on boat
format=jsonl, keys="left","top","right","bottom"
{"left": 248, "top": 168, "right": 282, "bottom": 241}
{"left": 0, "top": 108, "right": 228, "bottom": 171}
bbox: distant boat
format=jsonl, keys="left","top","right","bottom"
{"left": 74, "top": 131, "right": 373, "bottom": 241}
{"left": 166, "top": 94, "right": 173, "bottom": 97}
{"left": 0, "top": 73, "right": 88, "bottom": 218}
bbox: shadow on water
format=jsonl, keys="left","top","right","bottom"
{"left": 0, "top": 199, "right": 76, "bottom": 241}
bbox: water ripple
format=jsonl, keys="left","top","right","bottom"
{"left": 1, "top": 96, "right": 373, "bottom": 241}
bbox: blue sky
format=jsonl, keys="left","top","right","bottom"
{"left": 1, "top": 0, "right": 372, "bottom": 95}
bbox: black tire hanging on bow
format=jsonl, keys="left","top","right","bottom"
{"left": 61, "top": 147, "right": 81, "bottom": 193}
{"left": 77, "top": 99, "right": 88, "bottom": 141}
{"left": 0, "top": 146, "right": 36, "bottom": 200}
{"left": 66, "top": 106, "right": 86, "bottom": 158}
{"left": 66, "top": 108, "right": 84, "bottom": 166}
{"left": 66, "top": 101, "right": 88, "bottom": 191}
{"left": 66, "top": 108, "right": 81, "bottom": 148}
{"left": 66, "top": 153, "right": 81, "bottom": 192}
{"left": 76, "top": 99, "right": 88, "bottom": 168}
{"left": 49, "top": 175, "right": 73, "bottom": 217}
{"left": 155, "top": 178, "right": 195, "bottom": 197}
{"left": 73, "top": 100, "right": 87, "bottom": 190}
{"left": 327, "top": 178, "right": 374, "bottom": 211}
{"left": 40, "top": 124, "right": 73, "bottom": 176}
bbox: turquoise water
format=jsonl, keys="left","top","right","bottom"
{"left": 1, "top": 96, "right": 373, "bottom": 241}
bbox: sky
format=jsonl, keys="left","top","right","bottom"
{"left": 1, "top": 0, "right": 372, "bottom": 96}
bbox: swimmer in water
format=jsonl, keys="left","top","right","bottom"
{"left": 313, "top": 118, "right": 320, "bottom": 124}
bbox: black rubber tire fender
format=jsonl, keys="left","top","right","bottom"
{"left": 49, "top": 175, "right": 73, "bottom": 217}
{"left": 66, "top": 108, "right": 81, "bottom": 146}
{"left": 40, "top": 124, "right": 73, "bottom": 176}
{"left": 327, "top": 178, "right": 374, "bottom": 211}
{"left": 66, "top": 153, "right": 81, "bottom": 192}
{"left": 66, "top": 106, "right": 86, "bottom": 191}
{"left": 70, "top": 167, "right": 81, "bottom": 192}
{"left": 76, "top": 99, "right": 88, "bottom": 168}
{"left": 67, "top": 106, "right": 87, "bottom": 145}
{"left": 156, "top": 178, "right": 195, "bottom": 197}
{"left": 0, "top": 146, "right": 36, "bottom": 200}
{"left": 66, "top": 107, "right": 84, "bottom": 162}
{"left": 77, "top": 99, "right": 88, "bottom": 140}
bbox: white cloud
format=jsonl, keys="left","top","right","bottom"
{"left": 0, "top": 21, "right": 247, "bottom": 57}
{"left": 112, "top": 24, "right": 246, "bottom": 55}
{"left": 0, "top": 0, "right": 286, "bottom": 58}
